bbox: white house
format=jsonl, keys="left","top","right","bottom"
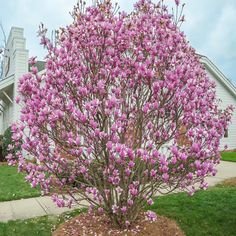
{"left": 0, "top": 27, "right": 236, "bottom": 150}
{"left": 0, "top": 27, "right": 44, "bottom": 134}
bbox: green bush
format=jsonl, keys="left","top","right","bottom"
{"left": 0, "top": 135, "right": 3, "bottom": 162}
{"left": 2, "top": 127, "right": 21, "bottom": 162}
{"left": 2, "top": 127, "right": 13, "bottom": 160}
{"left": 0, "top": 135, "right": 3, "bottom": 145}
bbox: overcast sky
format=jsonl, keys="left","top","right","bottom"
{"left": 1, "top": 0, "right": 236, "bottom": 84}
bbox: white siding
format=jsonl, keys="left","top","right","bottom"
{"left": 2, "top": 101, "right": 13, "bottom": 132}
{"left": 0, "top": 27, "right": 28, "bottom": 135}
{"left": 206, "top": 69, "right": 236, "bottom": 150}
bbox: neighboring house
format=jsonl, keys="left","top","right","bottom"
{"left": 0, "top": 27, "right": 236, "bottom": 150}
{"left": 200, "top": 55, "right": 236, "bottom": 150}
{"left": 0, "top": 27, "right": 44, "bottom": 135}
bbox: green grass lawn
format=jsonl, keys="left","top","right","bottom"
{"left": 221, "top": 152, "right": 236, "bottom": 162}
{"left": 0, "top": 183, "right": 235, "bottom": 236}
{"left": 0, "top": 208, "right": 82, "bottom": 236}
{"left": 0, "top": 164, "right": 40, "bottom": 201}
{"left": 148, "top": 184, "right": 236, "bottom": 236}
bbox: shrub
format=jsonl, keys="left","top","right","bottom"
{"left": 0, "top": 134, "right": 4, "bottom": 162}
{"left": 2, "top": 127, "right": 21, "bottom": 162}
{"left": 7, "top": 0, "right": 233, "bottom": 229}
{"left": 2, "top": 127, "right": 12, "bottom": 161}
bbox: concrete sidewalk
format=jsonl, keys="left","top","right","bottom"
{"left": 0, "top": 161, "right": 235, "bottom": 222}
{"left": 0, "top": 195, "right": 81, "bottom": 222}
{"left": 206, "top": 160, "right": 236, "bottom": 186}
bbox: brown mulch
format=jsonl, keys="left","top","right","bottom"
{"left": 0, "top": 162, "right": 8, "bottom": 166}
{"left": 219, "top": 177, "right": 236, "bottom": 187}
{"left": 53, "top": 212, "right": 185, "bottom": 236}
{"left": 222, "top": 149, "right": 236, "bottom": 152}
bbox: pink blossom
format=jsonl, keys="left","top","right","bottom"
{"left": 127, "top": 199, "right": 134, "bottom": 206}
{"left": 106, "top": 141, "right": 113, "bottom": 150}
{"left": 98, "top": 207, "right": 104, "bottom": 214}
{"left": 128, "top": 161, "right": 135, "bottom": 168}
{"left": 175, "top": 0, "right": 180, "bottom": 6}
{"left": 130, "top": 188, "right": 138, "bottom": 197}
{"left": 146, "top": 211, "right": 157, "bottom": 221}
{"left": 147, "top": 199, "right": 154, "bottom": 205}
{"left": 121, "top": 206, "right": 127, "bottom": 213}
{"left": 112, "top": 205, "right": 119, "bottom": 214}
{"left": 125, "top": 221, "right": 130, "bottom": 227}
{"left": 162, "top": 173, "right": 169, "bottom": 182}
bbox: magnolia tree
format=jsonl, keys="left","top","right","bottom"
{"left": 8, "top": 0, "right": 233, "bottom": 228}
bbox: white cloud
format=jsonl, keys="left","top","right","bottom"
{"left": 1, "top": 0, "right": 77, "bottom": 58}
{"left": 181, "top": 0, "right": 236, "bottom": 82}
{"left": 207, "top": 4, "right": 236, "bottom": 60}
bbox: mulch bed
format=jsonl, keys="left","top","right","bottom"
{"left": 0, "top": 162, "right": 8, "bottom": 166}
{"left": 220, "top": 177, "right": 236, "bottom": 187}
{"left": 222, "top": 149, "right": 236, "bottom": 152}
{"left": 53, "top": 212, "right": 185, "bottom": 236}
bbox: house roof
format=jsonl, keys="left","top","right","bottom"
{"left": 198, "top": 54, "right": 236, "bottom": 99}
{"left": 28, "top": 61, "right": 45, "bottom": 72}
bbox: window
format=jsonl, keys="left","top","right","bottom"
{"left": 224, "top": 129, "right": 228, "bottom": 138}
